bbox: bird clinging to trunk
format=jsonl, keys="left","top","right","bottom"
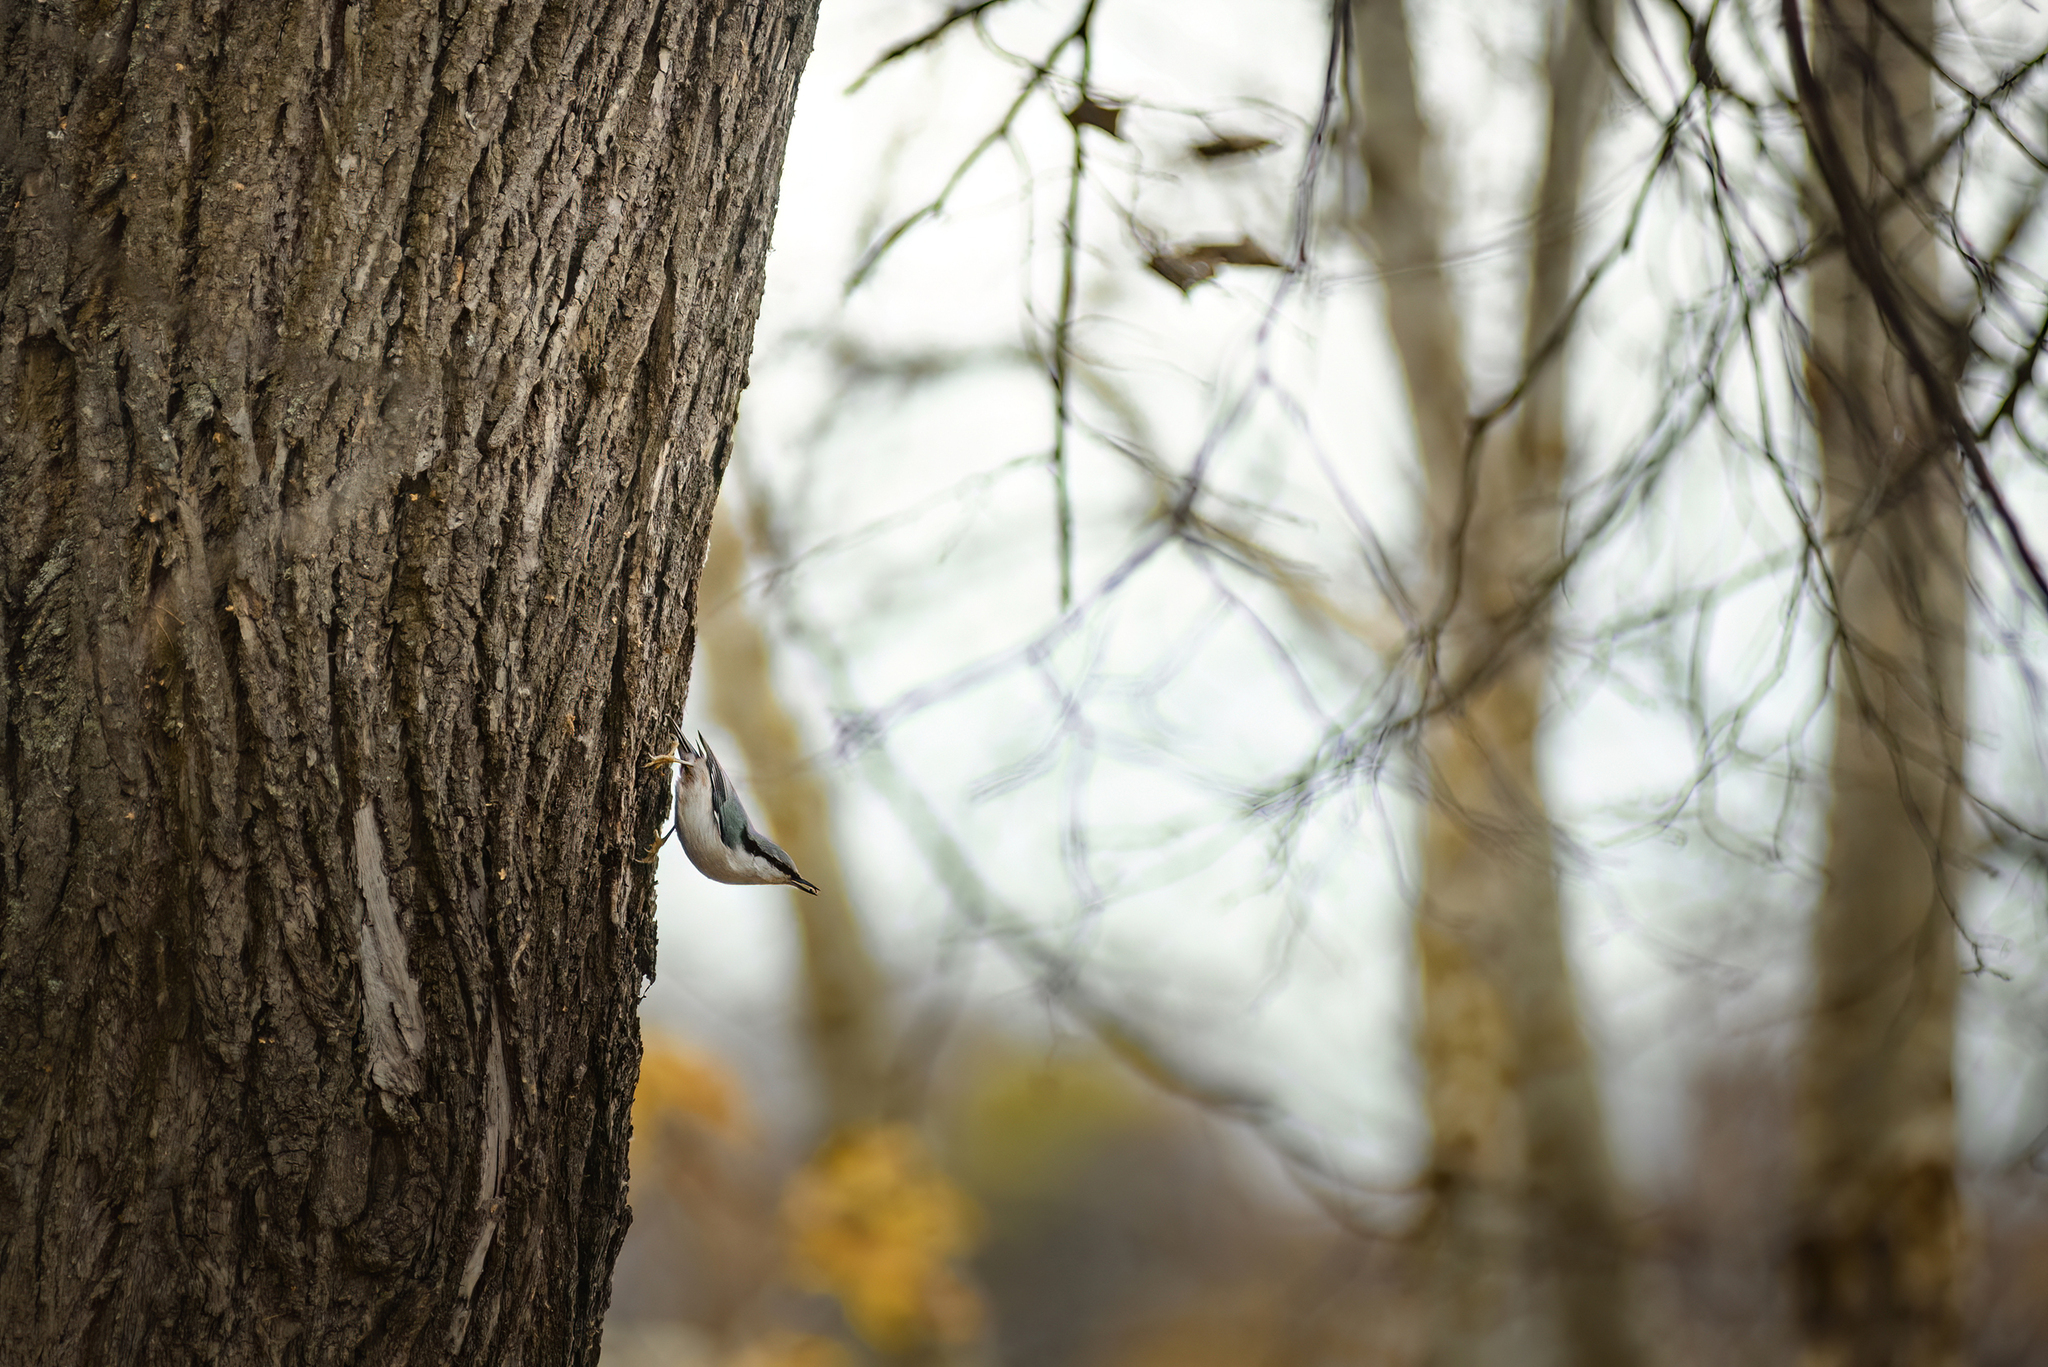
{"left": 648, "top": 731, "right": 819, "bottom": 894}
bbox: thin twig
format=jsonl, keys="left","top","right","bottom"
{"left": 1049, "top": 1, "right": 1099, "bottom": 610}
{"left": 848, "top": 0, "right": 1015, "bottom": 94}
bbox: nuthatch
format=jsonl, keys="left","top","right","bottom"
{"left": 647, "top": 731, "right": 819, "bottom": 895}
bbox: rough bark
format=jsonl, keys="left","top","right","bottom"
{"left": 1347, "top": 1, "right": 1638, "bottom": 1363}
{"left": 696, "top": 507, "right": 894, "bottom": 1132}
{"left": 1793, "top": 2, "right": 1965, "bottom": 1363}
{"left": 0, "top": 2, "right": 817, "bottom": 1364}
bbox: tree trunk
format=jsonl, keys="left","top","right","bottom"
{"left": 1347, "top": 2, "right": 1638, "bottom": 1363}
{"left": 1793, "top": 2, "right": 1965, "bottom": 1363}
{"left": 1346, "top": 4, "right": 1516, "bottom": 1348}
{"left": 0, "top": 3, "right": 816, "bottom": 1364}
{"left": 696, "top": 506, "right": 895, "bottom": 1133}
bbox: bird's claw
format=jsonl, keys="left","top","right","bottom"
{"left": 635, "top": 837, "right": 666, "bottom": 864}
{"left": 643, "top": 747, "right": 680, "bottom": 771}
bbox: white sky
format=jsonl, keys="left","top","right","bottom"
{"left": 645, "top": 0, "right": 2048, "bottom": 1203}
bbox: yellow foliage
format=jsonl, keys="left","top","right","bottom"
{"left": 726, "top": 1330, "right": 857, "bottom": 1367}
{"left": 782, "top": 1125, "right": 985, "bottom": 1352}
{"left": 632, "top": 1031, "right": 752, "bottom": 1206}
{"left": 634, "top": 1032, "right": 749, "bottom": 1143}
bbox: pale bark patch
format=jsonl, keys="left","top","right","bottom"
{"left": 354, "top": 799, "right": 426, "bottom": 1097}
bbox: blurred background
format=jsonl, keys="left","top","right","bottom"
{"left": 605, "top": 1, "right": 2048, "bottom": 1364}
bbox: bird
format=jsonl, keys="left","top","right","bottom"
{"left": 645, "top": 730, "right": 819, "bottom": 895}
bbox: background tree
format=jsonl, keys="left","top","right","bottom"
{"left": 1346, "top": 0, "right": 1640, "bottom": 1360}
{"left": 1789, "top": 0, "right": 1969, "bottom": 1359}
{"left": 0, "top": 3, "right": 817, "bottom": 1363}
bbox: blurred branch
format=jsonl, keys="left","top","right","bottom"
{"left": 1047, "top": 1, "right": 1100, "bottom": 610}
{"left": 1857, "top": 0, "right": 2048, "bottom": 173}
{"left": 847, "top": 3, "right": 1096, "bottom": 292}
{"left": 739, "top": 498, "right": 1414, "bottom": 1234}
{"left": 850, "top": 0, "right": 1016, "bottom": 93}
{"left": 852, "top": 733, "right": 1414, "bottom": 1240}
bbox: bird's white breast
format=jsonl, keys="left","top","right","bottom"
{"left": 676, "top": 773, "right": 784, "bottom": 885}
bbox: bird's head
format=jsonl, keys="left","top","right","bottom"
{"left": 668, "top": 732, "right": 710, "bottom": 789}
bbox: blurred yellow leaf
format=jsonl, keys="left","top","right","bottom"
{"left": 783, "top": 1125, "right": 984, "bottom": 1352}
{"left": 635, "top": 1032, "right": 749, "bottom": 1142}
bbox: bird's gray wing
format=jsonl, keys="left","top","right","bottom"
{"left": 697, "top": 733, "right": 816, "bottom": 891}
{"left": 716, "top": 795, "right": 751, "bottom": 850}
{"left": 699, "top": 735, "right": 752, "bottom": 850}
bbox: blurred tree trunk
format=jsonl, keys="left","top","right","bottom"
{"left": 1792, "top": 1, "right": 1965, "bottom": 1363}
{"left": 0, "top": 3, "right": 815, "bottom": 1364}
{"left": 696, "top": 507, "right": 1000, "bottom": 1367}
{"left": 696, "top": 508, "right": 896, "bottom": 1131}
{"left": 1347, "top": 2, "right": 1639, "bottom": 1364}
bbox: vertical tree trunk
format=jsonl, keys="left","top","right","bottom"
{"left": 696, "top": 507, "right": 895, "bottom": 1132}
{"left": 1347, "top": 2, "right": 1638, "bottom": 1363}
{"left": 1347, "top": 4, "right": 1517, "bottom": 1350}
{"left": 0, "top": 3, "right": 816, "bottom": 1364}
{"left": 1507, "top": 9, "right": 1640, "bottom": 1366}
{"left": 1793, "top": 2, "right": 1965, "bottom": 1363}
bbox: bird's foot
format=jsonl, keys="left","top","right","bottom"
{"left": 635, "top": 836, "right": 666, "bottom": 864}
{"left": 643, "top": 746, "right": 680, "bottom": 771}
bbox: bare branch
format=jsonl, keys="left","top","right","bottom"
{"left": 848, "top": 0, "right": 1015, "bottom": 93}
